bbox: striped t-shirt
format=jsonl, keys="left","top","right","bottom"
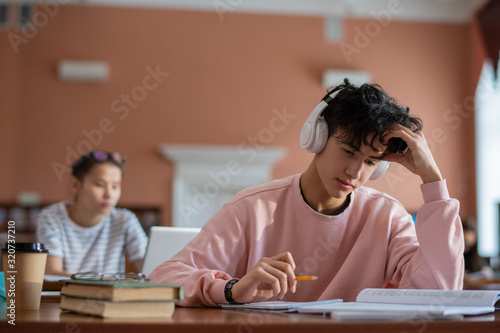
{"left": 36, "top": 202, "right": 148, "bottom": 274}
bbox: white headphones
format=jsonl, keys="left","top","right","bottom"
{"left": 300, "top": 89, "right": 389, "bottom": 180}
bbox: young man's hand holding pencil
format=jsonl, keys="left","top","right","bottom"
{"left": 230, "top": 252, "right": 319, "bottom": 304}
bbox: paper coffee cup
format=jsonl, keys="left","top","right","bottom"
{"left": 2, "top": 243, "right": 48, "bottom": 310}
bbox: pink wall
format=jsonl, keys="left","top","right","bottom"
{"left": 0, "top": 5, "right": 478, "bottom": 225}
{"left": 0, "top": 25, "right": 22, "bottom": 203}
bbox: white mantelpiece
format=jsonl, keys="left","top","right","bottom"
{"left": 159, "top": 144, "right": 285, "bottom": 228}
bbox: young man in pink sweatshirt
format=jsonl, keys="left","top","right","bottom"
{"left": 149, "top": 79, "right": 464, "bottom": 307}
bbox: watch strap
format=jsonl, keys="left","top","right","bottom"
{"left": 224, "top": 278, "right": 243, "bottom": 305}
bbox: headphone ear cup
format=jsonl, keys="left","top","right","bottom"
{"left": 307, "top": 118, "right": 329, "bottom": 153}
{"left": 370, "top": 161, "right": 389, "bottom": 180}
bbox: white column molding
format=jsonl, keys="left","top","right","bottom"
{"left": 159, "top": 144, "right": 285, "bottom": 228}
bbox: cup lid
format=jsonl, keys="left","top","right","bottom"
{"left": 2, "top": 242, "right": 49, "bottom": 253}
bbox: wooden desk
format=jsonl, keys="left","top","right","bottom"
{"left": 464, "top": 278, "right": 500, "bottom": 290}
{"left": 1, "top": 300, "right": 499, "bottom": 333}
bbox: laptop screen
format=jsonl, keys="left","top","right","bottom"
{"left": 141, "top": 226, "right": 201, "bottom": 276}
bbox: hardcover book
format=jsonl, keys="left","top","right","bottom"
{"left": 60, "top": 295, "right": 175, "bottom": 318}
{"left": 59, "top": 279, "right": 183, "bottom": 301}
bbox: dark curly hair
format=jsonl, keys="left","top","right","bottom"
{"left": 323, "top": 78, "right": 422, "bottom": 153}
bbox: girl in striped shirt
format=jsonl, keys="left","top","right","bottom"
{"left": 36, "top": 150, "right": 148, "bottom": 276}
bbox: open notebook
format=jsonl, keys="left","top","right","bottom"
{"left": 221, "top": 299, "right": 343, "bottom": 313}
{"left": 297, "top": 288, "right": 500, "bottom": 318}
{"left": 141, "top": 226, "right": 201, "bottom": 276}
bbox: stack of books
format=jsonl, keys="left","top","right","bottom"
{"left": 59, "top": 279, "right": 183, "bottom": 318}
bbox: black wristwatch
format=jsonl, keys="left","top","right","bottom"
{"left": 224, "top": 278, "right": 243, "bottom": 305}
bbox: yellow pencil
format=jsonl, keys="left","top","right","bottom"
{"left": 295, "top": 276, "right": 318, "bottom": 281}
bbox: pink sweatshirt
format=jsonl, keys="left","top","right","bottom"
{"left": 149, "top": 174, "right": 464, "bottom": 307}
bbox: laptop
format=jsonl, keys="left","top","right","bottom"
{"left": 141, "top": 226, "right": 201, "bottom": 276}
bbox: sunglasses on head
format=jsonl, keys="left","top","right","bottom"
{"left": 84, "top": 150, "right": 126, "bottom": 165}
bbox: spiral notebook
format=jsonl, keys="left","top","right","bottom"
{"left": 221, "top": 298, "right": 343, "bottom": 312}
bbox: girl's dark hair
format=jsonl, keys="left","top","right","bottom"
{"left": 71, "top": 150, "right": 126, "bottom": 181}
{"left": 323, "top": 78, "right": 422, "bottom": 153}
